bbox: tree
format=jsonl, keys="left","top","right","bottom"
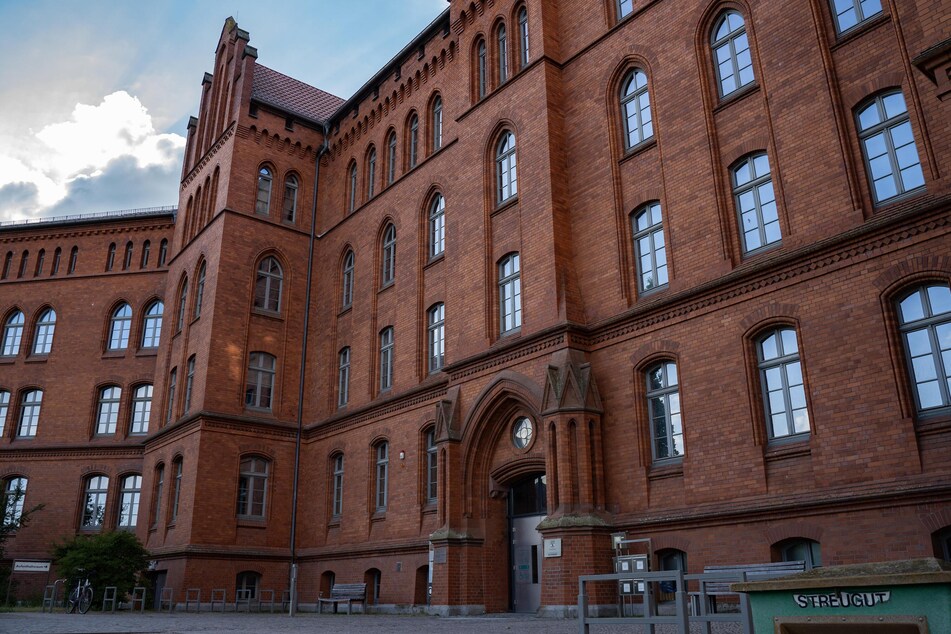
{"left": 52, "top": 531, "right": 150, "bottom": 605}
{"left": 0, "top": 484, "right": 43, "bottom": 604}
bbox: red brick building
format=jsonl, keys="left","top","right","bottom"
{"left": 2, "top": 0, "right": 951, "bottom": 615}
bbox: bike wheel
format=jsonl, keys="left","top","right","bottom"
{"left": 66, "top": 589, "right": 78, "bottom": 614}
{"left": 78, "top": 587, "right": 93, "bottom": 614}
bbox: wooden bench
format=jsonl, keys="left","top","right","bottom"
{"left": 317, "top": 582, "right": 367, "bottom": 614}
{"left": 692, "top": 560, "right": 806, "bottom": 613}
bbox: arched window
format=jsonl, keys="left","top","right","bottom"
{"left": 17, "top": 389, "right": 42, "bottom": 437}
{"left": 157, "top": 240, "right": 168, "bottom": 267}
{"left": 81, "top": 475, "right": 109, "bottom": 529}
{"left": 123, "top": 242, "right": 133, "bottom": 270}
{"left": 429, "top": 194, "right": 446, "bottom": 258}
{"left": 645, "top": 361, "right": 683, "bottom": 461}
{"left": 245, "top": 352, "right": 276, "bottom": 410}
{"left": 428, "top": 303, "right": 445, "bottom": 373}
{"left": 16, "top": 250, "right": 28, "bottom": 279}
{"left": 374, "top": 441, "right": 389, "bottom": 511}
{"left": 142, "top": 301, "right": 163, "bottom": 349}
{"left": 432, "top": 97, "right": 443, "bottom": 152}
{"left": 130, "top": 384, "right": 153, "bottom": 435}
{"left": 283, "top": 175, "right": 298, "bottom": 222}
{"left": 498, "top": 253, "right": 522, "bottom": 334}
{"left": 381, "top": 224, "right": 396, "bottom": 287}
{"left": 51, "top": 247, "right": 61, "bottom": 275}
{"left": 733, "top": 153, "right": 780, "bottom": 254}
{"left": 758, "top": 328, "right": 810, "bottom": 439}
{"left": 338, "top": 347, "right": 350, "bottom": 408}
{"left": 409, "top": 114, "right": 420, "bottom": 169}
{"left": 657, "top": 549, "right": 687, "bottom": 592}
{"left": 341, "top": 250, "right": 355, "bottom": 309}
{"left": 856, "top": 91, "right": 924, "bottom": 205}
{"left": 425, "top": 428, "right": 437, "bottom": 503}
{"left": 0, "top": 390, "right": 9, "bottom": 436}
{"left": 348, "top": 163, "right": 358, "bottom": 213}
{"left": 237, "top": 456, "right": 269, "bottom": 518}
{"left": 379, "top": 327, "right": 394, "bottom": 392}
{"left": 34, "top": 249, "right": 45, "bottom": 277}
{"left": 3, "top": 477, "right": 27, "bottom": 525}
{"left": 254, "top": 257, "right": 283, "bottom": 312}
{"left": 518, "top": 7, "right": 530, "bottom": 69}
{"left": 177, "top": 279, "right": 188, "bottom": 331}
{"left": 367, "top": 147, "right": 377, "bottom": 198}
{"left": 331, "top": 454, "right": 344, "bottom": 517}
{"left": 96, "top": 385, "right": 122, "bottom": 435}
{"left": 477, "top": 38, "right": 487, "bottom": 100}
{"left": 170, "top": 457, "right": 182, "bottom": 522}
{"left": 184, "top": 355, "right": 196, "bottom": 412}
{"left": 497, "top": 24, "right": 508, "bottom": 84}
{"left": 150, "top": 463, "right": 164, "bottom": 528}
{"left": 934, "top": 526, "right": 951, "bottom": 562}
{"left": 386, "top": 132, "right": 397, "bottom": 185}
{"left": 140, "top": 241, "right": 150, "bottom": 268}
{"left": 778, "top": 538, "right": 822, "bottom": 569}
{"left": 712, "top": 11, "right": 754, "bottom": 98}
{"left": 67, "top": 246, "right": 79, "bottom": 274}
{"left": 621, "top": 69, "right": 653, "bottom": 149}
{"left": 617, "top": 0, "right": 634, "bottom": 20}
{"left": 109, "top": 303, "right": 133, "bottom": 350}
{"left": 165, "top": 367, "right": 177, "bottom": 424}
{"left": 255, "top": 167, "right": 272, "bottom": 215}
{"left": 631, "top": 202, "right": 667, "bottom": 292}
{"left": 1, "top": 252, "right": 11, "bottom": 279}
{"left": 236, "top": 571, "right": 261, "bottom": 600}
{"left": 496, "top": 131, "right": 517, "bottom": 203}
{"left": 2, "top": 311, "right": 24, "bottom": 356}
{"left": 32, "top": 308, "right": 56, "bottom": 355}
{"left": 118, "top": 474, "right": 142, "bottom": 529}
{"left": 831, "top": 0, "right": 883, "bottom": 34}
{"left": 365, "top": 568, "right": 382, "bottom": 605}
{"left": 106, "top": 243, "right": 116, "bottom": 272}
{"left": 194, "top": 262, "right": 206, "bottom": 319}
{"left": 897, "top": 284, "right": 951, "bottom": 413}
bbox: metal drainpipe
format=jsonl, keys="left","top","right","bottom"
{"left": 288, "top": 123, "right": 329, "bottom": 616}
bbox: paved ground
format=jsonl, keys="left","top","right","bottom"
{"left": 0, "top": 611, "right": 747, "bottom": 634}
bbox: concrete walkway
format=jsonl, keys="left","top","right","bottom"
{"left": 0, "top": 611, "right": 747, "bottom": 634}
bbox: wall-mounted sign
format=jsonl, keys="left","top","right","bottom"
{"left": 13, "top": 560, "right": 51, "bottom": 572}
{"left": 544, "top": 538, "right": 562, "bottom": 558}
{"left": 794, "top": 591, "right": 890, "bottom": 609}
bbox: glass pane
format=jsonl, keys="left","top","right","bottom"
{"left": 671, "top": 434, "right": 684, "bottom": 457}
{"left": 836, "top": 6, "right": 858, "bottom": 31}
{"left": 889, "top": 122, "right": 914, "bottom": 151}
{"left": 666, "top": 363, "right": 677, "bottom": 386}
{"left": 785, "top": 361, "right": 803, "bottom": 386}
{"left": 789, "top": 384, "right": 807, "bottom": 410}
{"left": 882, "top": 92, "right": 907, "bottom": 120}
{"left": 857, "top": 102, "right": 880, "bottom": 131}
{"left": 906, "top": 329, "right": 932, "bottom": 356}
{"left": 863, "top": 133, "right": 887, "bottom": 160}
{"left": 874, "top": 174, "right": 898, "bottom": 201}
{"left": 668, "top": 391, "right": 680, "bottom": 415}
{"left": 758, "top": 182, "right": 776, "bottom": 206}
{"left": 913, "top": 355, "right": 938, "bottom": 382}
{"left": 655, "top": 436, "right": 669, "bottom": 459}
{"left": 772, "top": 413, "right": 788, "bottom": 438}
{"left": 764, "top": 220, "right": 782, "bottom": 245}
{"left": 917, "top": 381, "right": 943, "bottom": 409}
{"left": 765, "top": 367, "right": 783, "bottom": 390}
{"left": 769, "top": 389, "right": 786, "bottom": 414}
{"left": 860, "top": 0, "right": 882, "bottom": 18}
{"left": 900, "top": 164, "right": 925, "bottom": 191}
{"left": 868, "top": 153, "right": 893, "bottom": 180}
{"left": 670, "top": 412, "right": 682, "bottom": 435}
{"left": 780, "top": 330, "right": 798, "bottom": 355}
{"left": 734, "top": 161, "right": 751, "bottom": 185}
{"left": 900, "top": 290, "right": 925, "bottom": 322}
{"left": 792, "top": 409, "right": 810, "bottom": 434}
{"left": 761, "top": 333, "right": 778, "bottom": 360}
{"left": 739, "top": 191, "right": 756, "bottom": 213}
{"left": 936, "top": 323, "right": 951, "bottom": 349}
{"left": 651, "top": 398, "right": 667, "bottom": 419}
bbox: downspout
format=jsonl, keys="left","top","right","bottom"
{"left": 288, "top": 122, "right": 329, "bottom": 616}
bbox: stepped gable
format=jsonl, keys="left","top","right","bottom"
{"left": 251, "top": 64, "right": 344, "bottom": 122}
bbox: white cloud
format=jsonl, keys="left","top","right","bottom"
{"left": 0, "top": 91, "right": 185, "bottom": 221}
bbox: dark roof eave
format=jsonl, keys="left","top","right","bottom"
{"left": 250, "top": 96, "right": 330, "bottom": 129}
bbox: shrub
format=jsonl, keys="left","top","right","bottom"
{"left": 52, "top": 531, "right": 150, "bottom": 604}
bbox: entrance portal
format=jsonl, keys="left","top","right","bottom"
{"left": 509, "top": 474, "right": 547, "bottom": 613}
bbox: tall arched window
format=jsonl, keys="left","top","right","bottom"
{"left": 428, "top": 303, "right": 445, "bottom": 373}
{"left": 332, "top": 454, "right": 344, "bottom": 517}
{"left": 140, "top": 241, "right": 150, "bottom": 269}
{"left": 245, "top": 352, "right": 276, "bottom": 410}
{"left": 81, "top": 475, "right": 109, "bottom": 529}
{"left": 237, "top": 456, "right": 269, "bottom": 518}
{"left": 408, "top": 114, "right": 420, "bottom": 169}
{"left": 374, "top": 441, "right": 389, "bottom": 511}
{"left": 34, "top": 249, "right": 45, "bottom": 277}
{"left": 236, "top": 571, "right": 261, "bottom": 599}
{"left": 177, "top": 279, "right": 188, "bottom": 331}
{"left": 348, "top": 163, "right": 358, "bottom": 213}
{"left": 341, "top": 250, "right": 355, "bottom": 309}
{"left": 621, "top": 69, "right": 653, "bottom": 149}
{"left": 170, "top": 457, "right": 182, "bottom": 522}
{"left": 338, "top": 347, "right": 351, "bottom": 408}
{"left": 897, "top": 284, "right": 951, "bottom": 413}
{"left": 631, "top": 202, "right": 668, "bottom": 292}
{"left": 2, "top": 311, "right": 24, "bottom": 357}
{"left": 17, "top": 389, "right": 42, "bottom": 437}
{"left": 367, "top": 147, "right": 377, "bottom": 198}
{"left": 150, "top": 463, "right": 164, "bottom": 527}
{"left": 712, "top": 11, "right": 754, "bottom": 97}
{"left": 381, "top": 224, "right": 396, "bottom": 287}
{"left": 105, "top": 243, "right": 116, "bottom": 272}
{"left": 429, "top": 194, "right": 446, "bottom": 258}
{"left": 758, "top": 328, "right": 810, "bottom": 439}
{"left": 255, "top": 167, "right": 272, "bottom": 215}
{"left": 733, "top": 153, "right": 780, "bottom": 255}
{"left": 142, "top": 301, "right": 164, "bottom": 349}
{"left": 130, "top": 384, "right": 153, "bottom": 435}
{"left": 432, "top": 97, "right": 443, "bottom": 152}
{"left": 0, "top": 391, "right": 9, "bottom": 437}
{"left": 518, "top": 7, "right": 529, "bottom": 68}
{"left": 496, "top": 131, "right": 517, "bottom": 203}
{"left": 96, "top": 385, "right": 122, "bottom": 435}
{"left": 51, "top": 247, "right": 61, "bottom": 275}
{"left": 497, "top": 24, "right": 508, "bottom": 84}
{"left": 477, "top": 38, "right": 487, "bottom": 99}
{"left": 856, "top": 91, "right": 924, "bottom": 205}
{"left": 254, "top": 256, "right": 283, "bottom": 312}
{"left": 123, "top": 242, "right": 133, "bottom": 270}
{"left": 165, "top": 368, "right": 177, "bottom": 424}
{"left": 499, "top": 253, "right": 522, "bottom": 334}
{"left": 645, "top": 361, "right": 683, "bottom": 461}
{"left": 617, "top": 0, "right": 633, "bottom": 20}
{"left": 283, "top": 174, "right": 298, "bottom": 222}
{"left": 118, "top": 474, "right": 142, "bottom": 529}
{"left": 3, "top": 477, "right": 27, "bottom": 525}
{"left": 194, "top": 262, "right": 206, "bottom": 318}
{"left": 1, "top": 252, "right": 11, "bottom": 279}
{"left": 387, "top": 132, "right": 398, "bottom": 185}
{"left": 379, "top": 327, "right": 394, "bottom": 392}
{"left": 426, "top": 429, "right": 437, "bottom": 503}
{"left": 157, "top": 240, "right": 168, "bottom": 267}
{"left": 16, "top": 250, "right": 28, "bottom": 279}
{"left": 184, "top": 355, "right": 195, "bottom": 412}
{"left": 109, "top": 303, "right": 133, "bottom": 350}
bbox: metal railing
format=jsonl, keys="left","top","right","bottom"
{"left": 577, "top": 569, "right": 754, "bottom": 634}
{"left": 0, "top": 206, "right": 177, "bottom": 229}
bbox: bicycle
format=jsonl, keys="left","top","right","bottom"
{"left": 66, "top": 568, "right": 93, "bottom": 614}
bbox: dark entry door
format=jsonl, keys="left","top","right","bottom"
{"left": 509, "top": 474, "right": 547, "bottom": 613}
{"left": 152, "top": 571, "right": 167, "bottom": 610}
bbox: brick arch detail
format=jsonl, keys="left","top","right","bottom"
{"left": 739, "top": 303, "right": 801, "bottom": 335}
{"left": 917, "top": 506, "right": 951, "bottom": 534}
{"left": 765, "top": 521, "right": 824, "bottom": 546}
{"left": 653, "top": 535, "right": 692, "bottom": 554}
{"left": 843, "top": 73, "right": 907, "bottom": 113}
{"left": 873, "top": 255, "right": 951, "bottom": 294}
{"left": 630, "top": 339, "right": 682, "bottom": 368}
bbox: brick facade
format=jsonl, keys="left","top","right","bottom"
{"left": 2, "top": 0, "right": 950, "bottom": 614}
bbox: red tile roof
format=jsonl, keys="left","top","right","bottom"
{"left": 251, "top": 65, "right": 344, "bottom": 123}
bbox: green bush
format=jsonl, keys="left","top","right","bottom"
{"left": 52, "top": 531, "right": 150, "bottom": 604}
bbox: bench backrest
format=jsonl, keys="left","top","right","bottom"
{"left": 330, "top": 582, "right": 367, "bottom": 600}
{"left": 701, "top": 560, "right": 806, "bottom": 592}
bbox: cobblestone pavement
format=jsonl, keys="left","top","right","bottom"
{"left": 0, "top": 611, "right": 746, "bottom": 634}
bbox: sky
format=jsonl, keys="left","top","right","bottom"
{"left": 0, "top": 0, "right": 448, "bottom": 223}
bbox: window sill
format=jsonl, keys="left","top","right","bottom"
{"left": 237, "top": 517, "right": 267, "bottom": 529}
{"left": 422, "top": 504, "right": 437, "bottom": 515}
{"left": 244, "top": 406, "right": 274, "bottom": 416}
{"left": 328, "top": 518, "right": 341, "bottom": 528}
{"left": 136, "top": 348, "right": 159, "bottom": 357}
{"left": 378, "top": 281, "right": 395, "bottom": 294}
{"left": 251, "top": 308, "right": 284, "bottom": 322}
{"left": 648, "top": 460, "right": 684, "bottom": 481}
{"left": 764, "top": 435, "right": 811, "bottom": 461}
{"left": 0, "top": 357, "right": 14, "bottom": 365}
{"left": 915, "top": 413, "right": 951, "bottom": 437}
{"left": 338, "top": 305, "right": 352, "bottom": 318}
{"left": 24, "top": 355, "right": 48, "bottom": 364}
{"left": 830, "top": 13, "right": 889, "bottom": 51}
{"left": 619, "top": 138, "right": 658, "bottom": 165}
{"left": 499, "top": 327, "right": 522, "bottom": 340}
{"left": 101, "top": 350, "right": 127, "bottom": 359}
{"left": 492, "top": 196, "right": 519, "bottom": 217}
{"left": 741, "top": 241, "right": 782, "bottom": 262}
{"left": 424, "top": 253, "right": 445, "bottom": 270}
{"left": 872, "top": 186, "right": 927, "bottom": 212}
{"left": 636, "top": 284, "right": 669, "bottom": 300}
{"left": 713, "top": 83, "right": 760, "bottom": 113}
{"left": 370, "top": 511, "right": 386, "bottom": 523}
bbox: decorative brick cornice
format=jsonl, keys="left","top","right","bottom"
{"left": 311, "top": 382, "right": 449, "bottom": 439}
{"left": 0, "top": 445, "right": 144, "bottom": 460}
{"left": 181, "top": 123, "right": 235, "bottom": 189}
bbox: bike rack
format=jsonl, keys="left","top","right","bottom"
{"left": 159, "top": 586, "right": 174, "bottom": 613}
{"left": 102, "top": 586, "right": 118, "bottom": 613}
{"left": 42, "top": 579, "right": 66, "bottom": 613}
{"left": 234, "top": 588, "right": 251, "bottom": 612}
{"left": 210, "top": 588, "right": 227, "bottom": 612}
{"left": 184, "top": 588, "right": 201, "bottom": 612}
{"left": 259, "top": 589, "right": 276, "bottom": 613}
{"left": 131, "top": 586, "right": 147, "bottom": 613}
